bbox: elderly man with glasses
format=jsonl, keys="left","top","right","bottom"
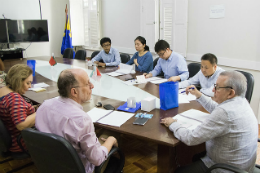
{"left": 144, "top": 39, "right": 189, "bottom": 82}
{"left": 36, "top": 69, "right": 118, "bottom": 173}
{"left": 161, "top": 71, "right": 258, "bottom": 173}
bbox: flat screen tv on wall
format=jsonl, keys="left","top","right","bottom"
{"left": 0, "top": 20, "right": 8, "bottom": 43}
{"left": 8, "top": 20, "right": 49, "bottom": 43}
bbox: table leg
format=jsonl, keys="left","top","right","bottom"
{"left": 157, "top": 144, "right": 175, "bottom": 173}
{"left": 157, "top": 143, "right": 205, "bottom": 173}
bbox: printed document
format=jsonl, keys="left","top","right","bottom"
{"left": 173, "top": 109, "right": 210, "bottom": 130}
{"left": 87, "top": 108, "right": 134, "bottom": 127}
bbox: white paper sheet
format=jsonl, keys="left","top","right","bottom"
{"left": 150, "top": 79, "right": 168, "bottom": 84}
{"left": 173, "top": 114, "right": 202, "bottom": 130}
{"left": 180, "top": 109, "right": 210, "bottom": 122}
{"left": 173, "top": 109, "right": 210, "bottom": 130}
{"left": 87, "top": 107, "right": 113, "bottom": 122}
{"left": 136, "top": 75, "right": 146, "bottom": 83}
{"left": 178, "top": 89, "right": 196, "bottom": 101}
{"left": 106, "top": 72, "right": 123, "bottom": 77}
{"left": 29, "top": 82, "right": 50, "bottom": 90}
{"left": 97, "top": 111, "right": 134, "bottom": 127}
{"left": 146, "top": 77, "right": 164, "bottom": 82}
{"left": 178, "top": 94, "right": 190, "bottom": 104}
{"left": 114, "top": 63, "right": 133, "bottom": 74}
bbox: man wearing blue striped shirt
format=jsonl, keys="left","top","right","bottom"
{"left": 179, "top": 53, "right": 225, "bottom": 97}
{"left": 91, "top": 37, "right": 121, "bottom": 67}
{"left": 144, "top": 40, "right": 189, "bottom": 82}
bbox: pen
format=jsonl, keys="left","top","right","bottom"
{"left": 180, "top": 87, "right": 195, "bottom": 94}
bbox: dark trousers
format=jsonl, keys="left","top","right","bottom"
{"left": 174, "top": 151, "right": 208, "bottom": 173}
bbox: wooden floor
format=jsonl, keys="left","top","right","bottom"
{"left": 1, "top": 126, "right": 260, "bottom": 173}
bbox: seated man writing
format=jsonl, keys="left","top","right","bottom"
{"left": 144, "top": 40, "right": 189, "bottom": 82}
{"left": 91, "top": 37, "right": 121, "bottom": 67}
{"left": 36, "top": 68, "right": 118, "bottom": 173}
{"left": 179, "top": 53, "right": 224, "bottom": 97}
{"left": 161, "top": 71, "right": 258, "bottom": 173}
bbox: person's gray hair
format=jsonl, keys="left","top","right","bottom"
{"left": 57, "top": 70, "right": 79, "bottom": 98}
{"left": 219, "top": 71, "right": 247, "bottom": 97}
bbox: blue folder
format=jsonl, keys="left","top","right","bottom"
{"left": 117, "top": 102, "right": 141, "bottom": 113}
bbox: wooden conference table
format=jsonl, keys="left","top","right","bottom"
{"left": 4, "top": 57, "right": 206, "bottom": 173}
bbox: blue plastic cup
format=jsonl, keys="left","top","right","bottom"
{"left": 27, "top": 60, "right": 36, "bottom": 76}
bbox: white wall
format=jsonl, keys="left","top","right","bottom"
{"left": 187, "top": 0, "right": 260, "bottom": 70}
{"left": 13, "top": 0, "right": 70, "bottom": 58}
{"left": 101, "top": 0, "right": 141, "bottom": 54}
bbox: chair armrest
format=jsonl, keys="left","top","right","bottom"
{"left": 95, "top": 147, "right": 125, "bottom": 173}
{"left": 206, "top": 163, "right": 248, "bottom": 173}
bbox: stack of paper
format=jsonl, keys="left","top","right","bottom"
{"left": 87, "top": 107, "right": 134, "bottom": 127}
{"left": 87, "top": 107, "right": 113, "bottom": 122}
{"left": 98, "top": 111, "right": 134, "bottom": 127}
{"left": 106, "top": 63, "right": 133, "bottom": 76}
{"left": 150, "top": 78, "right": 168, "bottom": 84}
{"left": 173, "top": 109, "right": 210, "bottom": 130}
{"left": 29, "top": 82, "right": 50, "bottom": 92}
{"left": 123, "top": 76, "right": 167, "bottom": 86}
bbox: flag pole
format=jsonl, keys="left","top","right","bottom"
{"left": 65, "top": 4, "right": 68, "bottom": 25}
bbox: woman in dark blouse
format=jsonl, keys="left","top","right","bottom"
{"left": 126, "top": 36, "right": 153, "bottom": 73}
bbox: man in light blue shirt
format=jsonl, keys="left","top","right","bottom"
{"left": 179, "top": 53, "right": 225, "bottom": 97}
{"left": 91, "top": 37, "right": 121, "bottom": 67}
{"left": 144, "top": 40, "right": 189, "bottom": 82}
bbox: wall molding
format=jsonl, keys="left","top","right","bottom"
{"left": 186, "top": 53, "right": 260, "bottom": 71}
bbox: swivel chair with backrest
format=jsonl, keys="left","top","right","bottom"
{"left": 0, "top": 119, "right": 33, "bottom": 173}
{"left": 235, "top": 70, "right": 254, "bottom": 103}
{"left": 63, "top": 48, "right": 74, "bottom": 59}
{"left": 153, "top": 57, "right": 164, "bottom": 77}
{"left": 188, "top": 63, "right": 201, "bottom": 78}
{"left": 91, "top": 51, "right": 104, "bottom": 63}
{"left": 120, "top": 53, "right": 130, "bottom": 64}
{"left": 205, "top": 139, "right": 260, "bottom": 173}
{"left": 75, "top": 50, "right": 86, "bottom": 60}
{"left": 21, "top": 128, "right": 125, "bottom": 173}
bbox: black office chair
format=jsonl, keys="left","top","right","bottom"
{"left": 120, "top": 53, "right": 130, "bottom": 64}
{"left": 206, "top": 163, "right": 260, "bottom": 173}
{"left": 91, "top": 51, "right": 104, "bottom": 63}
{"left": 235, "top": 70, "right": 254, "bottom": 103}
{"left": 91, "top": 51, "right": 100, "bottom": 59}
{"left": 75, "top": 50, "right": 86, "bottom": 60}
{"left": 153, "top": 57, "right": 164, "bottom": 77}
{"left": 21, "top": 128, "right": 125, "bottom": 173}
{"left": 63, "top": 48, "right": 74, "bottom": 59}
{"left": 188, "top": 63, "right": 201, "bottom": 78}
{"left": 0, "top": 119, "right": 33, "bottom": 173}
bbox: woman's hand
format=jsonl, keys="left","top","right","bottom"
{"left": 134, "top": 59, "right": 138, "bottom": 66}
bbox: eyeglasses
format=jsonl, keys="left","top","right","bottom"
{"left": 214, "top": 84, "right": 233, "bottom": 91}
{"left": 102, "top": 44, "right": 111, "bottom": 48}
{"left": 157, "top": 50, "right": 166, "bottom": 57}
{"left": 72, "top": 82, "right": 92, "bottom": 89}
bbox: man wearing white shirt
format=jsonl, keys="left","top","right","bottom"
{"left": 179, "top": 53, "right": 224, "bottom": 97}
